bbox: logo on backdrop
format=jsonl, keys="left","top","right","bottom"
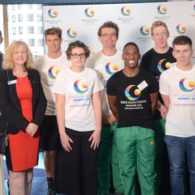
{"left": 48, "top": 9, "right": 58, "bottom": 18}
{"left": 74, "top": 80, "right": 89, "bottom": 94}
{"left": 176, "top": 24, "right": 187, "bottom": 34}
{"left": 179, "top": 78, "right": 195, "bottom": 92}
{"left": 140, "top": 26, "right": 150, "bottom": 36}
{"left": 125, "top": 85, "right": 141, "bottom": 101}
{"left": 48, "top": 66, "right": 60, "bottom": 80}
{"left": 157, "top": 5, "right": 167, "bottom": 14}
{"left": 85, "top": 7, "right": 95, "bottom": 17}
{"left": 105, "top": 62, "right": 119, "bottom": 75}
{"left": 157, "top": 59, "right": 171, "bottom": 73}
{"left": 121, "top": 6, "right": 131, "bottom": 16}
{"left": 67, "top": 28, "right": 77, "bottom": 38}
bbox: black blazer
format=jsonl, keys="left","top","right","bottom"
{"left": 0, "top": 69, "right": 47, "bottom": 134}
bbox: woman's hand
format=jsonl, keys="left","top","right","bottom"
{"left": 26, "top": 123, "right": 38, "bottom": 137}
{"left": 89, "top": 129, "right": 101, "bottom": 150}
{"left": 60, "top": 133, "right": 73, "bottom": 152}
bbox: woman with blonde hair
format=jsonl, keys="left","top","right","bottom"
{"left": 0, "top": 41, "right": 46, "bottom": 195}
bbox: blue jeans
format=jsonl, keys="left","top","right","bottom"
{"left": 164, "top": 135, "right": 195, "bottom": 195}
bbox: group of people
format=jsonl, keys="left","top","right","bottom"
{"left": 0, "top": 19, "right": 194, "bottom": 195}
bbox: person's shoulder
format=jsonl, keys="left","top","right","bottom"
{"left": 140, "top": 69, "right": 157, "bottom": 81}
{"left": 142, "top": 48, "right": 153, "bottom": 58}
{"left": 110, "top": 70, "right": 123, "bottom": 80}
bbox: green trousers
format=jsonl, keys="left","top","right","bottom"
{"left": 97, "top": 124, "right": 123, "bottom": 195}
{"left": 116, "top": 126, "right": 156, "bottom": 195}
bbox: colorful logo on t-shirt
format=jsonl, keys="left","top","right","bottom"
{"left": 157, "top": 5, "right": 167, "bottom": 14}
{"left": 140, "top": 26, "right": 150, "bottom": 36}
{"left": 48, "top": 66, "right": 60, "bottom": 80}
{"left": 157, "top": 59, "right": 171, "bottom": 73}
{"left": 48, "top": 9, "right": 58, "bottom": 18}
{"left": 105, "top": 62, "right": 119, "bottom": 75}
{"left": 121, "top": 6, "right": 131, "bottom": 16}
{"left": 67, "top": 28, "right": 77, "bottom": 38}
{"left": 74, "top": 80, "right": 89, "bottom": 94}
{"left": 179, "top": 78, "right": 195, "bottom": 92}
{"left": 176, "top": 24, "right": 186, "bottom": 34}
{"left": 85, "top": 7, "right": 95, "bottom": 17}
{"left": 125, "top": 85, "right": 141, "bottom": 101}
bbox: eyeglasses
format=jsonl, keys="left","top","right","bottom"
{"left": 101, "top": 33, "right": 117, "bottom": 38}
{"left": 71, "top": 53, "right": 86, "bottom": 59}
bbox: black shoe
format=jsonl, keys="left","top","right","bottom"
{"left": 47, "top": 189, "right": 56, "bottom": 195}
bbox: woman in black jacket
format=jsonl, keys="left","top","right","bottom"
{"left": 0, "top": 41, "right": 46, "bottom": 195}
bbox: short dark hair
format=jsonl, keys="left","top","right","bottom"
{"left": 172, "top": 35, "right": 192, "bottom": 47}
{"left": 66, "top": 40, "right": 90, "bottom": 60}
{"left": 98, "top": 21, "right": 119, "bottom": 37}
{"left": 44, "top": 27, "right": 62, "bottom": 39}
{"left": 123, "top": 42, "right": 140, "bottom": 53}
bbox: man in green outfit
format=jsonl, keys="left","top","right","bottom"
{"left": 107, "top": 42, "right": 158, "bottom": 195}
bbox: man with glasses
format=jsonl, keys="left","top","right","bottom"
{"left": 34, "top": 27, "right": 69, "bottom": 195}
{"left": 86, "top": 21, "right": 123, "bottom": 195}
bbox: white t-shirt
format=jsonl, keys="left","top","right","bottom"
{"left": 34, "top": 54, "right": 70, "bottom": 115}
{"left": 52, "top": 67, "right": 103, "bottom": 132}
{"left": 160, "top": 65, "right": 195, "bottom": 137}
{"left": 86, "top": 51, "right": 124, "bottom": 116}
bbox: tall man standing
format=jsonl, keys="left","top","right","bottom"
{"left": 160, "top": 35, "right": 195, "bottom": 195}
{"left": 34, "top": 27, "right": 69, "bottom": 195}
{"left": 107, "top": 42, "right": 158, "bottom": 195}
{"left": 86, "top": 21, "right": 124, "bottom": 194}
{"left": 140, "top": 21, "right": 176, "bottom": 194}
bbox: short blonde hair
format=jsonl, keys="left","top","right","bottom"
{"left": 3, "top": 41, "right": 33, "bottom": 70}
{"left": 151, "top": 21, "right": 169, "bottom": 36}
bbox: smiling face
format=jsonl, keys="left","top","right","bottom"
{"left": 12, "top": 44, "right": 27, "bottom": 67}
{"left": 98, "top": 27, "right": 118, "bottom": 49}
{"left": 122, "top": 44, "right": 140, "bottom": 70}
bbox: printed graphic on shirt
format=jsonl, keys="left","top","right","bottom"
{"left": 105, "top": 62, "right": 120, "bottom": 76}
{"left": 174, "top": 78, "right": 195, "bottom": 106}
{"left": 157, "top": 59, "right": 171, "bottom": 73}
{"left": 122, "top": 81, "right": 148, "bottom": 110}
{"left": 179, "top": 78, "right": 195, "bottom": 92}
{"left": 73, "top": 79, "right": 89, "bottom": 94}
{"left": 47, "top": 65, "right": 61, "bottom": 86}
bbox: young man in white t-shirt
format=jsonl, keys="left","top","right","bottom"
{"left": 34, "top": 27, "right": 69, "bottom": 195}
{"left": 86, "top": 21, "right": 124, "bottom": 195}
{"left": 160, "top": 35, "right": 195, "bottom": 195}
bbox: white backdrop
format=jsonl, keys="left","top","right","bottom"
{"left": 43, "top": 1, "right": 195, "bottom": 61}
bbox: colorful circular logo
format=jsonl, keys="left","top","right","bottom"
{"left": 121, "top": 6, "right": 131, "bottom": 16}
{"left": 125, "top": 85, "right": 141, "bottom": 101}
{"left": 48, "top": 66, "right": 60, "bottom": 80}
{"left": 48, "top": 9, "right": 58, "bottom": 18}
{"left": 157, "top": 5, "right": 167, "bottom": 14}
{"left": 176, "top": 24, "right": 186, "bottom": 34}
{"left": 67, "top": 28, "right": 77, "bottom": 38}
{"left": 140, "top": 26, "right": 150, "bottom": 36}
{"left": 157, "top": 59, "right": 171, "bottom": 73}
{"left": 74, "top": 80, "right": 89, "bottom": 94}
{"left": 85, "top": 7, "right": 95, "bottom": 17}
{"left": 105, "top": 62, "right": 119, "bottom": 75}
{"left": 179, "top": 78, "right": 195, "bottom": 92}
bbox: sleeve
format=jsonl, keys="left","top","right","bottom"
{"left": 31, "top": 70, "right": 47, "bottom": 126}
{"left": 159, "top": 72, "right": 170, "bottom": 95}
{"left": 92, "top": 71, "right": 104, "bottom": 93}
{"left": 0, "top": 71, "right": 29, "bottom": 133}
{"left": 106, "top": 76, "right": 117, "bottom": 96}
{"left": 52, "top": 70, "right": 66, "bottom": 95}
